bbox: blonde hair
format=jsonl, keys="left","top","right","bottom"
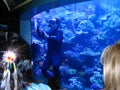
{"left": 101, "top": 42, "right": 120, "bottom": 90}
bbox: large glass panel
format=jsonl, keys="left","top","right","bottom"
{"left": 31, "top": 0, "right": 120, "bottom": 89}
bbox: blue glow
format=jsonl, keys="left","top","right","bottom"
{"left": 31, "top": 0, "right": 120, "bottom": 89}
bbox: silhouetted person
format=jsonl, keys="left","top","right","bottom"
{"left": 0, "top": 30, "right": 51, "bottom": 90}
{"left": 48, "top": 76, "right": 61, "bottom": 90}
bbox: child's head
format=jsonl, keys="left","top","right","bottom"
{"left": 101, "top": 41, "right": 120, "bottom": 90}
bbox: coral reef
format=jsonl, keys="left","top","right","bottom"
{"left": 31, "top": 0, "right": 120, "bottom": 89}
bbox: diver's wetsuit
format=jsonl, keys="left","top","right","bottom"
{"left": 37, "top": 29, "right": 63, "bottom": 78}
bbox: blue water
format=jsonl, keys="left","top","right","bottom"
{"left": 31, "top": 0, "right": 120, "bottom": 89}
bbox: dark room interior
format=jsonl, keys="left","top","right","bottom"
{"left": 1, "top": 0, "right": 120, "bottom": 90}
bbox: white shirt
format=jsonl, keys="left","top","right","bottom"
{"left": 26, "top": 83, "right": 51, "bottom": 90}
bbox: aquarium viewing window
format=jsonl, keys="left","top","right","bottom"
{"left": 31, "top": 0, "right": 120, "bottom": 89}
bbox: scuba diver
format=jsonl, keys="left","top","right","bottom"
{"left": 37, "top": 17, "right": 63, "bottom": 80}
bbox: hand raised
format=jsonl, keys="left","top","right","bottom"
{"left": 43, "top": 31, "right": 49, "bottom": 39}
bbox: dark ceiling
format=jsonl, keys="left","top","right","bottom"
{"left": 0, "top": 0, "right": 91, "bottom": 32}
{"left": 0, "top": 0, "right": 19, "bottom": 32}
{"left": 0, "top": 0, "right": 20, "bottom": 20}
{"left": 0, "top": 0, "right": 8, "bottom": 15}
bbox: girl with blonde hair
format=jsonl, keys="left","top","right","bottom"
{"left": 101, "top": 42, "right": 120, "bottom": 90}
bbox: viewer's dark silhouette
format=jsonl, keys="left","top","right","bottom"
{"left": 0, "top": 30, "right": 51, "bottom": 90}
